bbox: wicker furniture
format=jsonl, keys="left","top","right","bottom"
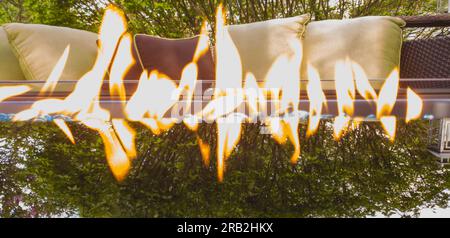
{"left": 400, "top": 14, "right": 450, "bottom": 79}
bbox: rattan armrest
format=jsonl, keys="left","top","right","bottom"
{"left": 400, "top": 14, "right": 450, "bottom": 28}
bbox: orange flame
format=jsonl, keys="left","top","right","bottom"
{"left": 82, "top": 118, "right": 130, "bottom": 181}
{"left": 352, "top": 62, "right": 377, "bottom": 101}
{"left": 197, "top": 136, "right": 211, "bottom": 167}
{"left": 377, "top": 69, "right": 400, "bottom": 118}
{"left": 376, "top": 69, "right": 399, "bottom": 141}
{"left": 193, "top": 22, "right": 210, "bottom": 63}
{"left": 0, "top": 86, "right": 31, "bottom": 102}
{"left": 333, "top": 116, "right": 351, "bottom": 140}
{"left": 109, "top": 33, "right": 134, "bottom": 102}
{"left": 216, "top": 113, "right": 246, "bottom": 182}
{"left": 40, "top": 45, "right": 70, "bottom": 95}
{"left": 306, "top": 64, "right": 326, "bottom": 137}
{"left": 54, "top": 119, "right": 75, "bottom": 144}
{"left": 406, "top": 87, "right": 423, "bottom": 123}
{"left": 2, "top": 4, "right": 424, "bottom": 182}
{"left": 183, "top": 114, "right": 201, "bottom": 131}
{"left": 208, "top": 4, "right": 247, "bottom": 181}
{"left": 112, "top": 119, "right": 137, "bottom": 159}
{"left": 335, "top": 60, "right": 355, "bottom": 116}
{"left": 380, "top": 116, "right": 397, "bottom": 142}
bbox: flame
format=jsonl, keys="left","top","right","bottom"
{"left": 53, "top": 119, "right": 75, "bottom": 144}
{"left": 406, "top": 88, "right": 423, "bottom": 123}
{"left": 284, "top": 116, "right": 301, "bottom": 164}
{"left": 0, "top": 86, "right": 31, "bottom": 102}
{"left": 377, "top": 69, "right": 399, "bottom": 118}
{"left": 126, "top": 22, "right": 207, "bottom": 134}
{"left": 264, "top": 56, "right": 288, "bottom": 113}
{"left": 193, "top": 22, "right": 210, "bottom": 63}
{"left": 266, "top": 117, "right": 285, "bottom": 143}
{"left": 140, "top": 118, "right": 176, "bottom": 135}
{"left": 244, "top": 73, "right": 260, "bottom": 115}
{"left": 183, "top": 114, "right": 201, "bottom": 131}
{"left": 334, "top": 60, "right": 355, "bottom": 116}
{"left": 351, "top": 117, "right": 364, "bottom": 130}
{"left": 112, "top": 119, "right": 136, "bottom": 159}
{"left": 380, "top": 116, "right": 396, "bottom": 141}
{"left": 178, "top": 23, "right": 209, "bottom": 118}
{"left": 197, "top": 136, "right": 211, "bottom": 167}
{"left": 40, "top": 45, "right": 70, "bottom": 95}
{"left": 109, "top": 33, "right": 134, "bottom": 102}
{"left": 265, "top": 116, "right": 300, "bottom": 164}
{"left": 260, "top": 39, "right": 303, "bottom": 164}
{"left": 178, "top": 63, "right": 198, "bottom": 115}
{"left": 4, "top": 4, "right": 424, "bottom": 182}
{"left": 13, "top": 5, "right": 131, "bottom": 180}
{"left": 216, "top": 113, "right": 246, "bottom": 182}
{"left": 201, "top": 90, "right": 244, "bottom": 121}
{"left": 205, "top": 4, "right": 247, "bottom": 181}
{"left": 352, "top": 62, "right": 377, "bottom": 101}
{"left": 126, "top": 71, "right": 178, "bottom": 127}
{"left": 306, "top": 64, "right": 326, "bottom": 137}
{"left": 214, "top": 4, "right": 242, "bottom": 91}
{"left": 375, "top": 69, "right": 399, "bottom": 140}
{"left": 333, "top": 115, "right": 351, "bottom": 140}
{"left": 82, "top": 119, "right": 130, "bottom": 181}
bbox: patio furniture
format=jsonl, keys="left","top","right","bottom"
{"left": 400, "top": 14, "right": 450, "bottom": 79}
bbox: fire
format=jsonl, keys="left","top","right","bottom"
{"left": 352, "top": 62, "right": 377, "bottom": 101}
{"left": 183, "top": 114, "right": 201, "bottom": 131}
{"left": 216, "top": 113, "right": 246, "bottom": 182}
{"left": 406, "top": 87, "right": 423, "bottom": 123}
{"left": 214, "top": 4, "right": 242, "bottom": 91}
{"left": 207, "top": 4, "right": 246, "bottom": 181}
{"left": 126, "top": 71, "right": 179, "bottom": 122}
{"left": 11, "top": 5, "right": 131, "bottom": 180}
{"left": 0, "top": 4, "right": 425, "bottom": 182}
{"left": 255, "top": 39, "right": 303, "bottom": 164}
{"left": 0, "top": 86, "right": 30, "bottom": 103}
{"left": 179, "top": 22, "right": 209, "bottom": 118}
{"left": 197, "top": 136, "right": 211, "bottom": 166}
{"left": 193, "top": 22, "right": 210, "bottom": 63}
{"left": 109, "top": 33, "right": 134, "bottom": 102}
{"left": 112, "top": 119, "right": 137, "bottom": 159}
{"left": 377, "top": 69, "right": 400, "bottom": 118}
{"left": 333, "top": 116, "right": 351, "bottom": 140}
{"left": 244, "top": 73, "right": 268, "bottom": 120}
{"left": 334, "top": 60, "right": 355, "bottom": 116}
{"left": 83, "top": 118, "right": 130, "bottom": 181}
{"left": 40, "top": 45, "right": 70, "bottom": 95}
{"left": 376, "top": 69, "right": 399, "bottom": 140}
{"left": 380, "top": 116, "right": 397, "bottom": 142}
{"left": 54, "top": 119, "right": 75, "bottom": 144}
{"left": 306, "top": 64, "right": 326, "bottom": 137}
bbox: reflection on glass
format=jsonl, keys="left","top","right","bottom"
{"left": 438, "top": 0, "right": 450, "bottom": 13}
{"left": 0, "top": 121, "right": 449, "bottom": 218}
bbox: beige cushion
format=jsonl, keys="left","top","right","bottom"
{"left": 302, "top": 16, "right": 406, "bottom": 82}
{"left": 226, "top": 14, "right": 310, "bottom": 81}
{"left": 3, "top": 23, "right": 98, "bottom": 82}
{"left": 0, "top": 26, "right": 26, "bottom": 81}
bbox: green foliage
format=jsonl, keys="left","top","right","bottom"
{"left": 0, "top": 0, "right": 103, "bottom": 32}
{"left": 0, "top": 0, "right": 440, "bottom": 37}
{"left": 0, "top": 121, "right": 449, "bottom": 217}
{"left": 0, "top": 0, "right": 448, "bottom": 218}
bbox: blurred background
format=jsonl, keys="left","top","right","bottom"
{"left": 0, "top": 0, "right": 447, "bottom": 39}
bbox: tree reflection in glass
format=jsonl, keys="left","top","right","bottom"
{"left": 0, "top": 120, "right": 449, "bottom": 217}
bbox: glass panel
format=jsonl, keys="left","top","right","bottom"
{"left": 437, "top": 0, "right": 450, "bottom": 13}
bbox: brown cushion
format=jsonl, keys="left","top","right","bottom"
{"left": 124, "top": 34, "right": 215, "bottom": 82}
